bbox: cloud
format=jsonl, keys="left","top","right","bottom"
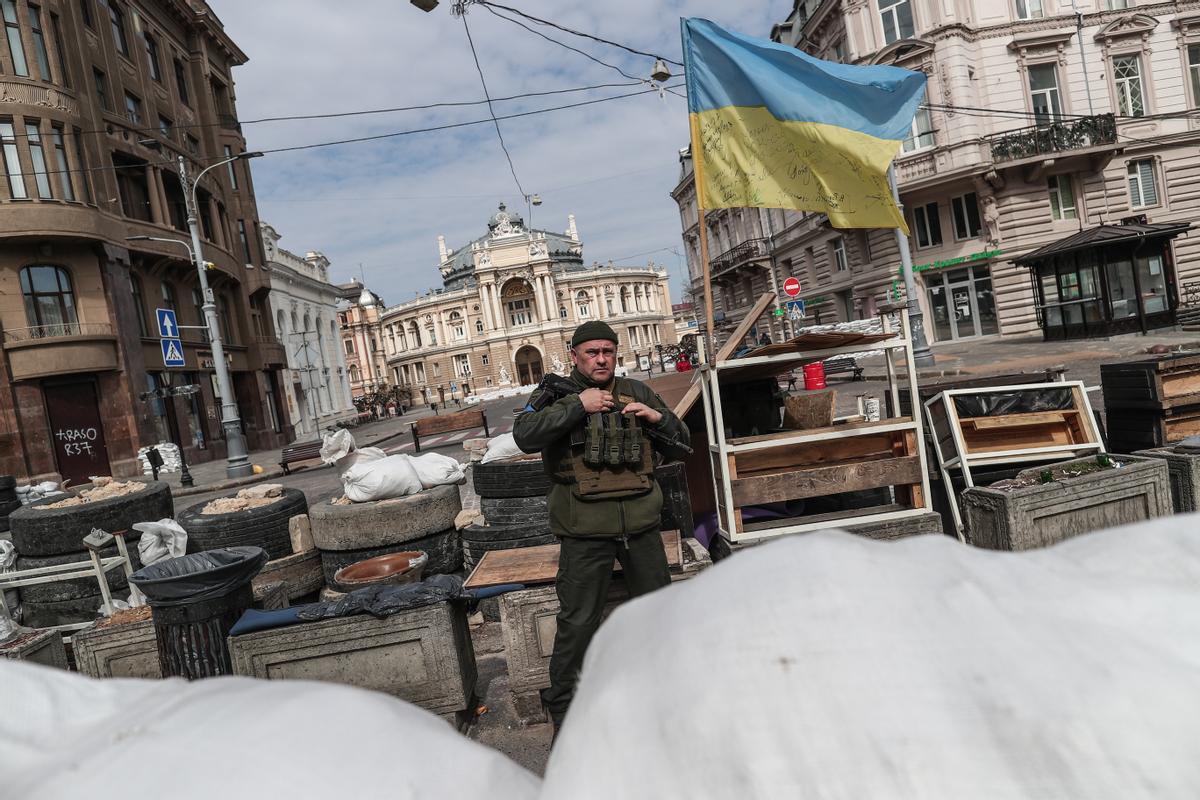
{"left": 210, "top": 0, "right": 782, "bottom": 306}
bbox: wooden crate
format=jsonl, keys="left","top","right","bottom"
{"left": 711, "top": 419, "right": 925, "bottom": 536}
{"left": 1101, "top": 353, "right": 1200, "bottom": 411}
{"left": 1106, "top": 404, "right": 1200, "bottom": 452}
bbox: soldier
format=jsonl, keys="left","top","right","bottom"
{"left": 513, "top": 320, "right": 691, "bottom": 735}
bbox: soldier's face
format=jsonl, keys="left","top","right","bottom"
{"left": 571, "top": 339, "right": 617, "bottom": 383}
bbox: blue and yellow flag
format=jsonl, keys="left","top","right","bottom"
{"left": 682, "top": 18, "right": 927, "bottom": 231}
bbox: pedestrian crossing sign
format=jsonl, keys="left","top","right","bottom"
{"left": 161, "top": 337, "right": 185, "bottom": 367}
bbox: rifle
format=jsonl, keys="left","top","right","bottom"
{"left": 525, "top": 373, "right": 692, "bottom": 455}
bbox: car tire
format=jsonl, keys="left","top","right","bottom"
{"left": 461, "top": 522, "right": 552, "bottom": 545}
{"left": 177, "top": 488, "right": 307, "bottom": 561}
{"left": 307, "top": 485, "right": 462, "bottom": 551}
{"left": 16, "top": 546, "right": 143, "bottom": 604}
{"left": 480, "top": 495, "right": 549, "bottom": 526}
{"left": 472, "top": 459, "right": 550, "bottom": 498}
{"left": 8, "top": 482, "right": 174, "bottom": 557}
{"left": 319, "top": 527, "right": 462, "bottom": 590}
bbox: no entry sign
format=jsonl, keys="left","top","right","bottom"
{"left": 783, "top": 277, "right": 802, "bottom": 297}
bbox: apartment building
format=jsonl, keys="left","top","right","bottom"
{"left": 674, "top": 0, "right": 1200, "bottom": 345}
{"left": 263, "top": 223, "right": 355, "bottom": 437}
{"left": 0, "top": 0, "right": 289, "bottom": 484}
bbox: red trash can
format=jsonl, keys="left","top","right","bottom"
{"left": 803, "top": 361, "right": 827, "bottom": 390}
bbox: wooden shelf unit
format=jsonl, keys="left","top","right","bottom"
{"left": 923, "top": 381, "right": 1104, "bottom": 532}
{"left": 700, "top": 306, "right": 934, "bottom": 543}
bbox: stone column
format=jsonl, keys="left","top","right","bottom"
{"left": 539, "top": 275, "right": 554, "bottom": 322}
{"left": 145, "top": 165, "right": 164, "bottom": 224}
{"left": 491, "top": 283, "right": 505, "bottom": 331}
{"left": 480, "top": 285, "right": 494, "bottom": 330}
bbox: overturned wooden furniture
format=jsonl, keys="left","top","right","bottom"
{"left": 924, "top": 381, "right": 1104, "bottom": 533}
{"left": 411, "top": 408, "right": 489, "bottom": 453}
{"left": 279, "top": 440, "right": 324, "bottom": 475}
{"left": 1102, "top": 353, "right": 1200, "bottom": 452}
{"left": 700, "top": 305, "right": 932, "bottom": 544}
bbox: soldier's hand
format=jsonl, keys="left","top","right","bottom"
{"left": 622, "top": 402, "right": 663, "bottom": 425}
{"left": 580, "top": 388, "right": 615, "bottom": 413}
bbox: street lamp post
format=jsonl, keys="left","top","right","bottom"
{"left": 178, "top": 151, "right": 262, "bottom": 478}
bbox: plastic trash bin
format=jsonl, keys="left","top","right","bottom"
{"left": 130, "top": 546, "right": 267, "bottom": 679}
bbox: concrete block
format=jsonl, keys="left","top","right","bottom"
{"left": 0, "top": 628, "right": 67, "bottom": 669}
{"left": 962, "top": 455, "right": 1172, "bottom": 551}
{"left": 288, "top": 514, "right": 314, "bottom": 553}
{"left": 499, "top": 554, "right": 711, "bottom": 722}
{"left": 229, "top": 602, "right": 477, "bottom": 726}
{"left": 253, "top": 579, "right": 289, "bottom": 611}
{"left": 1135, "top": 447, "right": 1200, "bottom": 513}
{"left": 255, "top": 550, "right": 323, "bottom": 601}
{"left": 72, "top": 618, "right": 160, "bottom": 678}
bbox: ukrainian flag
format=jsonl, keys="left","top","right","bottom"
{"left": 682, "top": 18, "right": 927, "bottom": 231}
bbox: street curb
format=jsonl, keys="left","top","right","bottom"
{"left": 172, "top": 427, "right": 412, "bottom": 498}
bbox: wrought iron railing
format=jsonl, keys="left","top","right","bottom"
{"left": 710, "top": 237, "right": 770, "bottom": 279}
{"left": 3, "top": 322, "right": 114, "bottom": 343}
{"left": 988, "top": 113, "right": 1117, "bottom": 163}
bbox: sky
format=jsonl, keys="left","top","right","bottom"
{"left": 209, "top": 1, "right": 783, "bottom": 307}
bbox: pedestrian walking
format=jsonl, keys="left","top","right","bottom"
{"left": 513, "top": 320, "right": 690, "bottom": 737}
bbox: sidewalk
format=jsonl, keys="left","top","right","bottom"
{"left": 859, "top": 329, "right": 1200, "bottom": 380}
{"left": 160, "top": 406, "right": 445, "bottom": 498}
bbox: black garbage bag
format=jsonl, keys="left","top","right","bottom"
{"left": 297, "top": 574, "right": 468, "bottom": 622}
{"left": 130, "top": 546, "right": 267, "bottom": 607}
{"left": 953, "top": 387, "right": 1074, "bottom": 417}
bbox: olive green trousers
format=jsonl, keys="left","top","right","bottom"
{"left": 540, "top": 529, "right": 671, "bottom": 725}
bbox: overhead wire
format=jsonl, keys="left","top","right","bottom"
{"left": 461, "top": 10, "right": 526, "bottom": 198}
{"left": 482, "top": 4, "right": 643, "bottom": 83}
{"left": 477, "top": 1, "right": 684, "bottom": 67}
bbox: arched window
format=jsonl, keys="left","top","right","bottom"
{"left": 349, "top": 364, "right": 360, "bottom": 383}
{"left": 303, "top": 313, "right": 311, "bottom": 335}
{"left": 575, "top": 290, "right": 591, "bottom": 319}
{"left": 450, "top": 310, "right": 465, "bottom": 340}
{"left": 559, "top": 306, "right": 568, "bottom": 318}
{"left": 475, "top": 319, "right": 484, "bottom": 334}
{"left": 409, "top": 321, "right": 422, "bottom": 348}
{"left": 130, "top": 274, "right": 148, "bottom": 337}
{"left": 619, "top": 286, "right": 630, "bottom": 314}
{"left": 290, "top": 310, "right": 299, "bottom": 335}
{"left": 20, "top": 265, "right": 78, "bottom": 334}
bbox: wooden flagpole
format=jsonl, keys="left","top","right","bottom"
{"left": 689, "top": 120, "right": 716, "bottom": 362}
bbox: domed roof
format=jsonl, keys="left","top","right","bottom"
{"left": 487, "top": 202, "right": 524, "bottom": 235}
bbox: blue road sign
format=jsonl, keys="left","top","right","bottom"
{"left": 161, "top": 338, "right": 185, "bottom": 367}
{"left": 156, "top": 308, "right": 179, "bottom": 338}
{"left": 786, "top": 299, "right": 806, "bottom": 313}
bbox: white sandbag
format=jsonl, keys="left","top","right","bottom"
{"left": 0, "top": 540, "right": 19, "bottom": 620}
{"left": 410, "top": 452, "right": 466, "bottom": 489}
{"left": 481, "top": 432, "right": 523, "bottom": 463}
{"left": 132, "top": 519, "right": 188, "bottom": 566}
{"left": 0, "top": 661, "right": 539, "bottom": 800}
{"left": 342, "top": 454, "right": 422, "bottom": 503}
{"left": 320, "top": 428, "right": 386, "bottom": 472}
{"left": 544, "top": 517, "right": 1200, "bottom": 799}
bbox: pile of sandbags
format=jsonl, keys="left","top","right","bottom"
{"left": 136, "top": 443, "right": 181, "bottom": 475}
{"left": 544, "top": 516, "right": 1200, "bottom": 798}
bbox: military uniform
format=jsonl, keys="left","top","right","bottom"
{"left": 513, "top": 365, "right": 690, "bottom": 726}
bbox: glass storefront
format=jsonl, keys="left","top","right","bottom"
{"left": 925, "top": 264, "right": 999, "bottom": 341}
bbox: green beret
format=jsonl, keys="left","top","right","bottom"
{"left": 571, "top": 320, "right": 619, "bottom": 348}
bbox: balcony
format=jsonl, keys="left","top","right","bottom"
{"left": 217, "top": 114, "right": 242, "bottom": 132}
{"left": 710, "top": 238, "right": 771, "bottom": 283}
{"left": 988, "top": 114, "right": 1117, "bottom": 164}
{"left": 2, "top": 323, "right": 118, "bottom": 381}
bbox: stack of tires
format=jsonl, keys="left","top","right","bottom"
{"left": 7, "top": 482, "right": 173, "bottom": 628}
{"left": 308, "top": 484, "right": 462, "bottom": 593}
{"left": 177, "top": 489, "right": 308, "bottom": 562}
{"left": 464, "top": 459, "right": 555, "bottom": 571}
{"left": 0, "top": 476, "right": 18, "bottom": 536}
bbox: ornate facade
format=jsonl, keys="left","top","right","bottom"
{"left": 675, "top": 0, "right": 1200, "bottom": 345}
{"left": 263, "top": 224, "right": 356, "bottom": 438}
{"left": 0, "top": 0, "right": 290, "bottom": 484}
{"left": 381, "top": 205, "right": 677, "bottom": 402}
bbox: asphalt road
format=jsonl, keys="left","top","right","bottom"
{"left": 171, "top": 390, "right": 534, "bottom": 514}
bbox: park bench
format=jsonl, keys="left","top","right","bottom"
{"left": 279, "top": 440, "right": 324, "bottom": 474}
{"left": 412, "top": 408, "right": 489, "bottom": 453}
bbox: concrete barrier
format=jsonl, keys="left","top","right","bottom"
{"left": 1135, "top": 446, "right": 1200, "bottom": 514}
{"left": 228, "top": 601, "right": 477, "bottom": 728}
{"left": 0, "top": 628, "right": 66, "bottom": 669}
